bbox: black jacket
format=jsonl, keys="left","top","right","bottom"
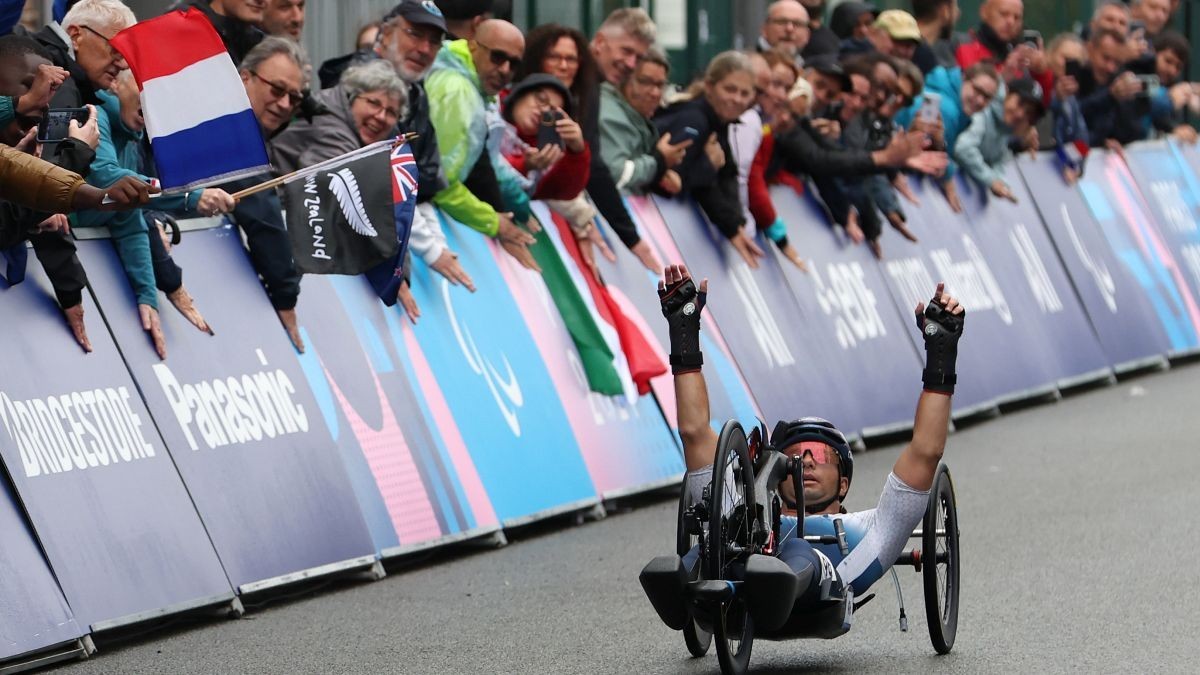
{"left": 653, "top": 97, "right": 744, "bottom": 239}
{"left": 184, "top": 1, "right": 264, "bottom": 65}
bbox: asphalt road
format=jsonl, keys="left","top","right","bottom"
{"left": 57, "top": 365, "right": 1200, "bottom": 675}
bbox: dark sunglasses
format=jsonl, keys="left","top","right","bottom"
{"left": 249, "top": 70, "right": 303, "bottom": 108}
{"left": 476, "top": 40, "right": 523, "bottom": 71}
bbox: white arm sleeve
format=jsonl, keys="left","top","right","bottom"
{"left": 836, "top": 472, "right": 929, "bottom": 586}
{"left": 409, "top": 201, "right": 448, "bottom": 266}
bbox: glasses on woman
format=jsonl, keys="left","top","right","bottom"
{"left": 356, "top": 95, "right": 400, "bottom": 120}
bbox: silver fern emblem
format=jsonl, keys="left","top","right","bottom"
{"left": 327, "top": 168, "right": 377, "bottom": 237}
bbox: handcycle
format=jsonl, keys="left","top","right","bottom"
{"left": 649, "top": 419, "right": 960, "bottom": 675}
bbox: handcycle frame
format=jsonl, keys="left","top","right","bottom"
{"left": 678, "top": 420, "right": 960, "bottom": 674}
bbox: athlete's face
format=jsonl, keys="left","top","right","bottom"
{"left": 783, "top": 442, "right": 847, "bottom": 512}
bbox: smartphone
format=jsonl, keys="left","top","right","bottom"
{"left": 536, "top": 110, "right": 564, "bottom": 149}
{"left": 1019, "top": 29, "right": 1042, "bottom": 48}
{"left": 36, "top": 107, "right": 90, "bottom": 143}
{"left": 1136, "top": 73, "right": 1161, "bottom": 95}
{"left": 918, "top": 92, "right": 941, "bottom": 124}
{"left": 680, "top": 126, "right": 700, "bottom": 142}
{"left": 1064, "top": 58, "right": 1085, "bottom": 81}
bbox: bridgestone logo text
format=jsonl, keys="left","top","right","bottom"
{"left": 153, "top": 361, "right": 309, "bottom": 451}
{"left": 0, "top": 388, "right": 156, "bottom": 478}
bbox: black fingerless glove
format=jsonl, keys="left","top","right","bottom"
{"left": 917, "top": 298, "right": 965, "bottom": 394}
{"left": 659, "top": 277, "right": 706, "bottom": 374}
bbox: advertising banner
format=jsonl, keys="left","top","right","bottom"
{"left": 613, "top": 197, "right": 762, "bottom": 435}
{"left": 1119, "top": 142, "right": 1200, "bottom": 355}
{"left": 647, "top": 196, "right": 845, "bottom": 432}
{"left": 769, "top": 187, "right": 925, "bottom": 436}
{"left": 402, "top": 211, "right": 597, "bottom": 525}
{"left": 958, "top": 163, "right": 1111, "bottom": 387}
{"left": 0, "top": 475, "right": 82, "bottom": 661}
{"left": 873, "top": 177, "right": 1055, "bottom": 413}
{"left": 0, "top": 263, "right": 231, "bottom": 629}
{"left": 1018, "top": 155, "right": 1174, "bottom": 368}
{"left": 295, "top": 273, "right": 500, "bottom": 555}
{"left": 75, "top": 229, "right": 376, "bottom": 591}
{"left": 1075, "top": 151, "right": 1200, "bottom": 354}
{"left": 527, "top": 203, "right": 683, "bottom": 497}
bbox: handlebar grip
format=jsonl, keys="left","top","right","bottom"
{"left": 834, "top": 519, "right": 849, "bottom": 555}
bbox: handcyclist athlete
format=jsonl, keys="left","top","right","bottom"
{"left": 643, "top": 264, "right": 965, "bottom": 629}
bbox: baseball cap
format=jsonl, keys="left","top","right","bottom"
{"left": 806, "top": 54, "right": 851, "bottom": 90}
{"left": 503, "top": 73, "right": 575, "bottom": 123}
{"left": 873, "top": 10, "right": 920, "bottom": 42}
{"left": 434, "top": 0, "right": 494, "bottom": 20}
{"left": 383, "top": 0, "right": 449, "bottom": 33}
{"left": 1007, "top": 77, "right": 1046, "bottom": 118}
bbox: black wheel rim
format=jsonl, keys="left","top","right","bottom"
{"left": 923, "top": 464, "right": 959, "bottom": 654}
{"left": 709, "top": 422, "right": 756, "bottom": 674}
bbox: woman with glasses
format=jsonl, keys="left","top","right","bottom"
{"left": 272, "top": 59, "right": 470, "bottom": 314}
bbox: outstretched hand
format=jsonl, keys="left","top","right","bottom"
{"left": 658, "top": 264, "right": 708, "bottom": 317}
{"left": 914, "top": 282, "right": 965, "bottom": 336}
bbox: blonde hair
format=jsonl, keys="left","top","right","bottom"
{"left": 704, "top": 50, "right": 754, "bottom": 85}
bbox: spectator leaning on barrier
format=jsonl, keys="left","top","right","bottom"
{"left": 1046, "top": 32, "right": 1090, "bottom": 183}
{"left": 758, "top": 0, "right": 811, "bottom": 68}
{"left": 426, "top": 19, "right": 542, "bottom": 271}
{"left": 259, "top": 0, "right": 304, "bottom": 40}
{"left": 911, "top": 0, "right": 962, "bottom": 74}
{"left": 1153, "top": 31, "right": 1189, "bottom": 87}
{"left": 218, "top": 36, "right": 308, "bottom": 351}
{"left": 587, "top": 8, "right": 662, "bottom": 271}
{"left": 1077, "top": 28, "right": 1153, "bottom": 148}
{"left": 954, "top": 76, "right": 1044, "bottom": 202}
{"left": 72, "top": 70, "right": 237, "bottom": 358}
{"left": 654, "top": 51, "right": 766, "bottom": 269}
{"left": 914, "top": 61, "right": 999, "bottom": 211}
{"left": 598, "top": 48, "right": 689, "bottom": 197}
{"left": 520, "top": 24, "right": 597, "bottom": 152}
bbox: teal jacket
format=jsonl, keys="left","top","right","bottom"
{"left": 72, "top": 91, "right": 201, "bottom": 308}
{"left": 425, "top": 40, "right": 530, "bottom": 234}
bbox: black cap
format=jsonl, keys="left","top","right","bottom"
{"left": 383, "top": 0, "right": 449, "bottom": 33}
{"left": 830, "top": 2, "right": 879, "bottom": 40}
{"left": 1007, "top": 77, "right": 1046, "bottom": 119}
{"left": 434, "top": 0, "right": 495, "bottom": 20}
{"left": 806, "top": 54, "right": 851, "bottom": 90}
{"left": 503, "top": 73, "right": 574, "bottom": 123}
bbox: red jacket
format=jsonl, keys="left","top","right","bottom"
{"left": 746, "top": 127, "right": 807, "bottom": 231}
{"left": 504, "top": 132, "right": 592, "bottom": 201}
{"left": 956, "top": 31, "right": 1055, "bottom": 108}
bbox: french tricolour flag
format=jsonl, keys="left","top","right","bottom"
{"left": 110, "top": 8, "right": 269, "bottom": 192}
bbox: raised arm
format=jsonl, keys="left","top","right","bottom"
{"left": 893, "top": 282, "right": 965, "bottom": 491}
{"left": 658, "top": 264, "right": 718, "bottom": 471}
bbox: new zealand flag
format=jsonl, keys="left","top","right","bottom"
{"left": 364, "top": 142, "right": 419, "bottom": 305}
{"left": 282, "top": 140, "right": 418, "bottom": 304}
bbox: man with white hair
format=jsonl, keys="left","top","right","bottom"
{"left": 587, "top": 7, "right": 661, "bottom": 271}
{"left": 31, "top": 0, "right": 134, "bottom": 109}
{"left": 758, "top": 0, "right": 811, "bottom": 66}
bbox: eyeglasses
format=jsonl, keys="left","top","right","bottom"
{"left": 356, "top": 95, "right": 400, "bottom": 120}
{"left": 965, "top": 79, "right": 998, "bottom": 102}
{"left": 633, "top": 74, "right": 667, "bottom": 90}
{"left": 792, "top": 442, "right": 840, "bottom": 466}
{"left": 769, "top": 18, "right": 810, "bottom": 30}
{"left": 401, "top": 25, "right": 443, "bottom": 49}
{"left": 544, "top": 52, "right": 580, "bottom": 66}
{"left": 81, "top": 25, "right": 121, "bottom": 60}
{"left": 476, "top": 40, "right": 523, "bottom": 71}
{"left": 249, "top": 70, "right": 303, "bottom": 108}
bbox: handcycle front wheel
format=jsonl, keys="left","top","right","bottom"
{"left": 676, "top": 476, "right": 712, "bottom": 657}
{"left": 922, "top": 463, "right": 960, "bottom": 654}
{"left": 709, "top": 421, "right": 757, "bottom": 675}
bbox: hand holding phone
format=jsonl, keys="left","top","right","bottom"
{"left": 536, "top": 110, "right": 565, "bottom": 149}
{"left": 36, "top": 107, "right": 90, "bottom": 144}
{"left": 918, "top": 92, "right": 942, "bottom": 124}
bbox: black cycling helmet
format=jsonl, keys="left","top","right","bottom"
{"left": 771, "top": 417, "right": 854, "bottom": 498}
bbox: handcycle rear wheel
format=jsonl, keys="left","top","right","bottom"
{"left": 708, "top": 421, "right": 757, "bottom": 675}
{"left": 676, "top": 476, "right": 712, "bottom": 657}
{"left": 922, "top": 463, "right": 960, "bottom": 654}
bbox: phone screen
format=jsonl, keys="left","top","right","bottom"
{"left": 36, "top": 108, "right": 89, "bottom": 143}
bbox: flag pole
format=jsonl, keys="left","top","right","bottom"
{"left": 231, "top": 132, "right": 419, "bottom": 201}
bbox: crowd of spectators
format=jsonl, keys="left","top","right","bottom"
{"left": 1, "top": 0, "right": 1198, "bottom": 361}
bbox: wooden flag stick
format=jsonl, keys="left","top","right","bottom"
{"left": 231, "top": 132, "right": 419, "bottom": 201}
